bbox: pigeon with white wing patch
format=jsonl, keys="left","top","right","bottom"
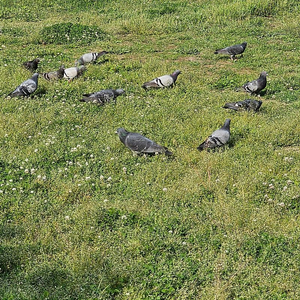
{"left": 76, "top": 51, "right": 107, "bottom": 65}
{"left": 142, "top": 70, "right": 181, "bottom": 89}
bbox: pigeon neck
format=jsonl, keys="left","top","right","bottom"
{"left": 171, "top": 71, "right": 180, "bottom": 81}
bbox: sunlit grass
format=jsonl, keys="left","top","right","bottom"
{"left": 1, "top": 0, "right": 300, "bottom": 299}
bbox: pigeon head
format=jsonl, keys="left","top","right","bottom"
{"left": 115, "top": 89, "right": 125, "bottom": 95}
{"left": 260, "top": 71, "right": 268, "bottom": 77}
{"left": 242, "top": 42, "right": 247, "bottom": 47}
{"left": 117, "top": 128, "right": 129, "bottom": 143}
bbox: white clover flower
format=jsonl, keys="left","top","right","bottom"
{"left": 65, "top": 216, "right": 70, "bottom": 220}
{"left": 163, "top": 188, "right": 167, "bottom": 192}
{"left": 107, "top": 177, "right": 112, "bottom": 181}
{"left": 121, "top": 215, "right": 127, "bottom": 220}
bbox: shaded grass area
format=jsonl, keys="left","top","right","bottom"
{"left": 1, "top": 0, "right": 300, "bottom": 299}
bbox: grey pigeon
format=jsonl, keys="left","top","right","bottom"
{"left": 223, "top": 99, "right": 262, "bottom": 112}
{"left": 117, "top": 128, "right": 173, "bottom": 156}
{"left": 23, "top": 58, "right": 40, "bottom": 72}
{"left": 80, "top": 88, "right": 125, "bottom": 105}
{"left": 76, "top": 51, "right": 107, "bottom": 65}
{"left": 63, "top": 65, "right": 86, "bottom": 81}
{"left": 197, "top": 119, "right": 231, "bottom": 151}
{"left": 41, "top": 65, "right": 65, "bottom": 81}
{"left": 240, "top": 71, "right": 267, "bottom": 95}
{"left": 214, "top": 42, "right": 247, "bottom": 60}
{"left": 8, "top": 73, "right": 39, "bottom": 97}
{"left": 142, "top": 70, "right": 181, "bottom": 89}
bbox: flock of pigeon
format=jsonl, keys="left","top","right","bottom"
{"left": 7, "top": 41, "right": 267, "bottom": 155}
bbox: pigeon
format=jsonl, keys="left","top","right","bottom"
{"left": 79, "top": 89, "right": 125, "bottom": 105}
{"left": 63, "top": 65, "right": 86, "bottom": 81}
{"left": 23, "top": 58, "right": 40, "bottom": 71}
{"left": 240, "top": 71, "right": 267, "bottom": 95}
{"left": 223, "top": 99, "right": 262, "bottom": 112}
{"left": 76, "top": 51, "right": 108, "bottom": 65}
{"left": 117, "top": 128, "right": 173, "bottom": 156}
{"left": 7, "top": 73, "right": 39, "bottom": 97}
{"left": 142, "top": 70, "right": 181, "bottom": 89}
{"left": 214, "top": 42, "right": 247, "bottom": 60}
{"left": 197, "top": 119, "right": 231, "bottom": 151}
{"left": 41, "top": 65, "right": 65, "bottom": 81}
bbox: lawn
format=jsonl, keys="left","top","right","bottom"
{"left": 1, "top": 0, "right": 300, "bottom": 299}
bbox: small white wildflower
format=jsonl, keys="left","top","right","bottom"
{"left": 30, "top": 190, "right": 34, "bottom": 194}
{"left": 24, "top": 169, "right": 29, "bottom": 174}
{"left": 37, "top": 175, "right": 42, "bottom": 179}
{"left": 107, "top": 177, "right": 112, "bottom": 181}
{"left": 287, "top": 180, "right": 293, "bottom": 185}
{"left": 0, "top": 190, "right": 3, "bottom": 193}
{"left": 85, "top": 176, "right": 91, "bottom": 180}
{"left": 34, "top": 149, "right": 38, "bottom": 153}
{"left": 182, "top": 242, "right": 187, "bottom": 245}
{"left": 122, "top": 167, "right": 127, "bottom": 173}
{"left": 283, "top": 186, "right": 288, "bottom": 191}
{"left": 103, "top": 199, "right": 108, "bottom": 202}
{"left": 90, "top": 154, "right": 94, "bottom": 158}
{"left": 278, "top": 202, "right": 285, "bottom": 207}
{"left": 9, "top": 179, "right": 13, "bottom": 182}
{"left": 78, "top": 184, "right": 81, "bottom": 187}
{"left": 65, "top": 216, "right": 70, "bottom": 220}
{"left": 12, "top": 188, "right": 16, "bottom": 191}
{"left": 121, "top": 215, "right": 127, "bottom": 220}
{"left": 216, "top": 179, "right": 220, "bottom": 182}
{"left": 168, "top": 230, "right": 173, "bottom": 234}
{"left": 163, "top": 188, "right": 168, "bottom": 192}
{"left": 100, "top": 175, "right": 104, "bottom": 180}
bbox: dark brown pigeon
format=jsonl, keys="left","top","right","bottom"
{"left": 23, "top": 58, "right": 40, "bottom": 72}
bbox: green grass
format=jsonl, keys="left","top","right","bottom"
{"left": 1, "top": 0, "right": 300, "bottom": 299}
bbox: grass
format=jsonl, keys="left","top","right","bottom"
{"left": 1, "top": 0, "right": 300, "bottom": 299}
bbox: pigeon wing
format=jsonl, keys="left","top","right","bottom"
{"left": 125, "top": 133, "right": 164, "bottom": 153}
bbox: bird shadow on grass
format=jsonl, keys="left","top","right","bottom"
{"left": 93, "top": 59, "right": 109, "bottom": 65}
